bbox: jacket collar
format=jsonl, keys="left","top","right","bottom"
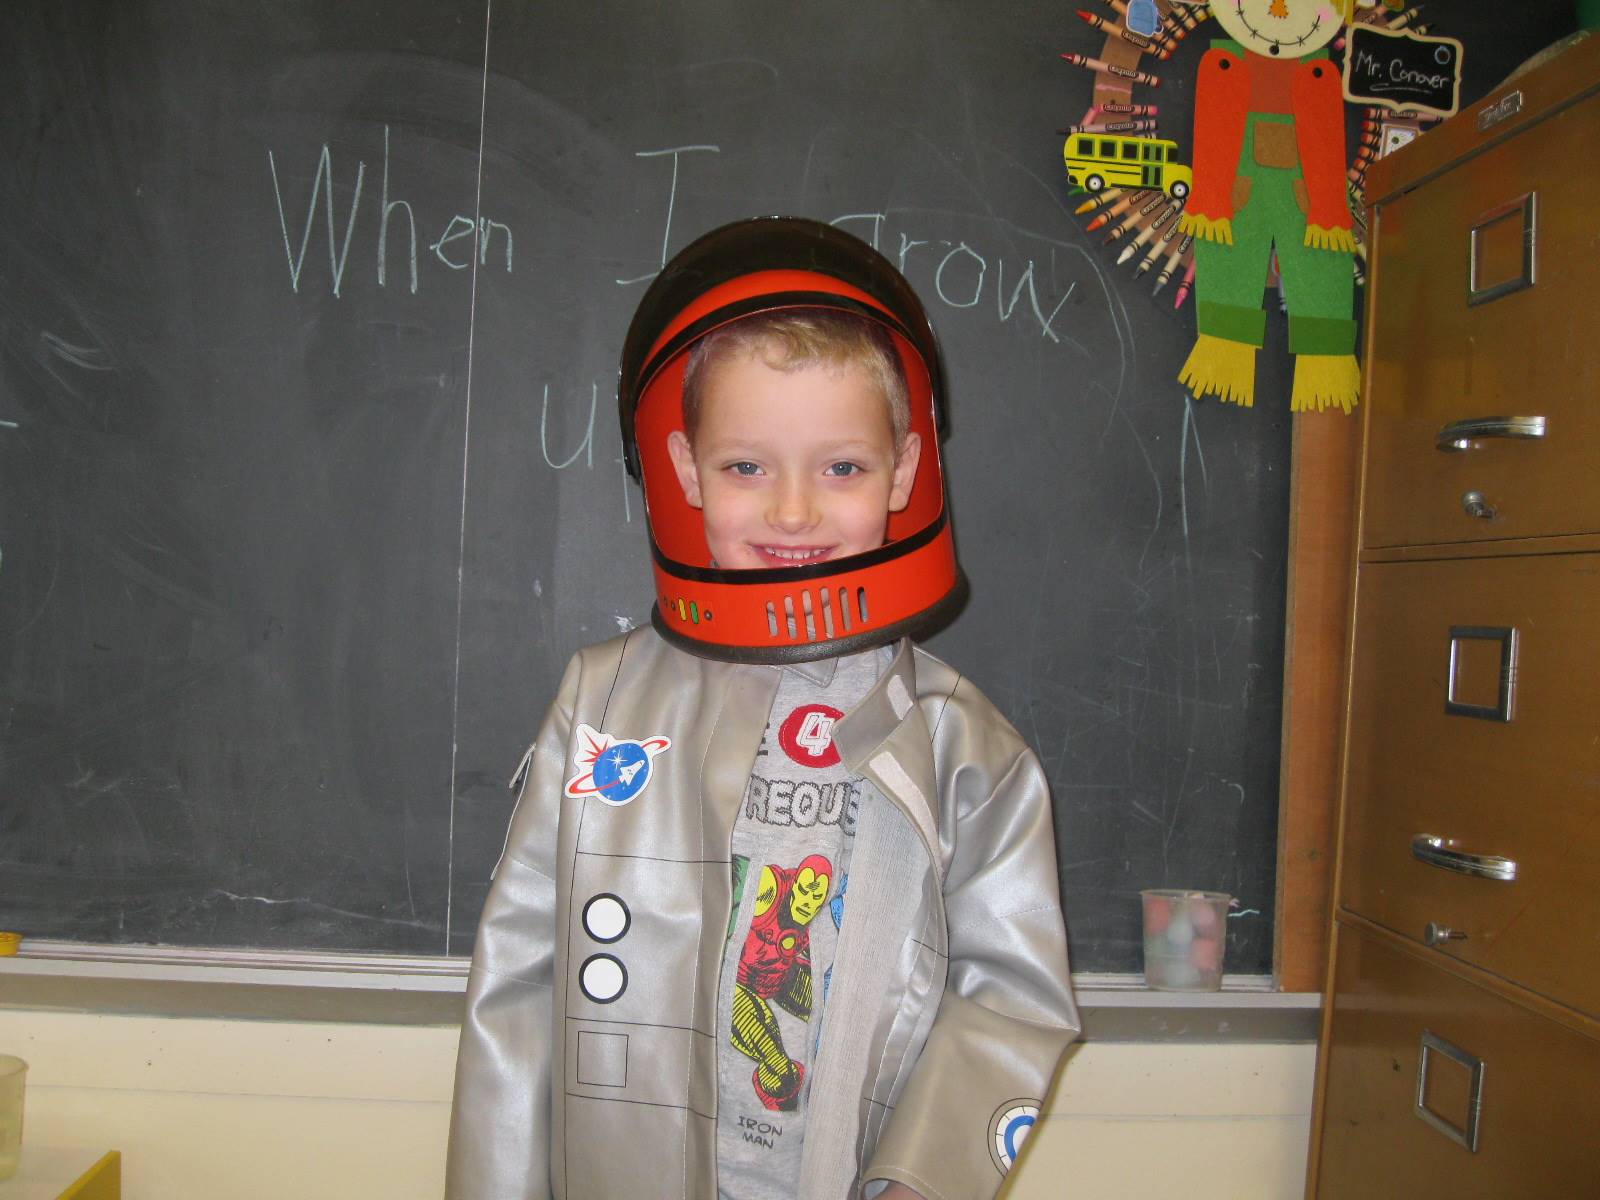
{"left": 783, "top": 653, "right": 837, "bottom": 687}
{"left": 833, "top": 638, "right": 942, "bottom": 864}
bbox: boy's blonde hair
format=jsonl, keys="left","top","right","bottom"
{"left": 680, "top": 310, "right": 911, "bottom": 448}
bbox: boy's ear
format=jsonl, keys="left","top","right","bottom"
{"left": 666, "top": 430, "right": 704, "bottom": 508}
{"left": 888, "top": 431, "right": 922, "bottom": 513}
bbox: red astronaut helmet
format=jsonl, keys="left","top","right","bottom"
{"left": 619, "top": 216, "right": 964, "bottom": 664}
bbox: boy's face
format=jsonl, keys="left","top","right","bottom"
{"left": 666, "top": 349, "right": 921, "bottom": 571}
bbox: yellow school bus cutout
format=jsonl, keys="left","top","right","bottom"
{"left": 1064, "top": 134, "right": 1192, "bottom": 200}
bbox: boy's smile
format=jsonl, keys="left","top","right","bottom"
{"left": 666, "top": 350, "right": 921, "bottom": 571}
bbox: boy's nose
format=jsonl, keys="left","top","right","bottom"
{"left": 768, "top": 479, "right": 819, "bottom": 533}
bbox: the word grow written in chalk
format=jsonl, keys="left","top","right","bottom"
{"left": 615, "top": 145, "right": 1080, "bottom": 346}
{"left": 266, "top": 125, "right": 515, "bottom": 297}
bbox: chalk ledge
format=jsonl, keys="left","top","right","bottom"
{"left": 1, "top": 943, "right": 1320, "bottom": 1039}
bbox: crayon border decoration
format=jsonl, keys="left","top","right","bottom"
{"left": 1060, "top": 0, "right": 1452, "bottom": 306}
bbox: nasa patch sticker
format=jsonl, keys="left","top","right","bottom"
{"left": 564, "top": 723, "right": 671, "bottom": 806}
{"left": 988, "top": 1099, "right": 1040, "bottom": 1175}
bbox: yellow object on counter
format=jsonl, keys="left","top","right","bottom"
{"left": 59, "top": 1150, "right": 122, "bottom": 1200}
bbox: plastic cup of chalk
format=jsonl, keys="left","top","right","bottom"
{"left": 0, "top": 932, "right": 19, "bottom": 957}
{"left": 1140, "top": 889, "right": 1234, "bottom": 991}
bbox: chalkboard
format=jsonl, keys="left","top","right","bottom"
{"left": 1343, "top": 25, "right": 1464, "bottom": 118}
{"left": 0, "top": 2, "right": 1573, "bottom": 974}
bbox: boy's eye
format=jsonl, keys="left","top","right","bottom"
{"left": 825, "top": 461, "right": 862, "bottom": 477}
{"left": 727, "top": 461, "right": 761, "bottom": 477}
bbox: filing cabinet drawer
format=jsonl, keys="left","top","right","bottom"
{"left": 1340, "top": 553, "right": 1600, "bottom": 1016}
{"left": 1362, "top": 91, "right": 1600, "bottom": 548}
{"left": 1316, "top": 923, "right": 1600, "bottom": 1199}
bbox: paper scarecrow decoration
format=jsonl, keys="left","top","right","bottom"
{"left": 1176, "top": 0, "right": 1361, "bottom": 414}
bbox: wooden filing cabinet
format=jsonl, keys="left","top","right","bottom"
{"left": 1309, "top": 36, "right": 1600, "bottom": 1199}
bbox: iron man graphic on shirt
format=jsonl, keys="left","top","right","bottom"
{"left": 729, "top": 853, "right": 833, "bottom": 1111}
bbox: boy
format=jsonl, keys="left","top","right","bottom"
{"left": 447, "top": 218, "right": 1079, "bottom": 1200}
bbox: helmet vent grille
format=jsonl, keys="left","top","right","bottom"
{"left": 762, "top": 586, "right": 870, "bottom": 642}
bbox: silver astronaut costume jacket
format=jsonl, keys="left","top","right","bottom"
{"left": 446, "top": 628, "right": 1080, "bottom": 1200}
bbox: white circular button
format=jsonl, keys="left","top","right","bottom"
{"left": 582, "top": 894, "right": 630, "bottom": 943}
{"left": 579, "top": 954, "right": 627, "bottom": 1004}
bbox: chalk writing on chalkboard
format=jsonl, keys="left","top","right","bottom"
{"left": 267, "top": 126, "right": 515, "bottom": 297}
{"left": 1342, "top": 25, "right": 1464, "bottom": 118}
{"left": 611, "top": 148, "right": 1083, "bottom": 344}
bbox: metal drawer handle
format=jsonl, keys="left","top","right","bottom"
{"left": 1417, "top": 1030, "right": 1485, "bottom": 1153}
{"left": 1411, "top": 834, "right": 1518, "bottom": 882}
{"left": 1435, "top": 415, "right": 1546, "bottom": 452}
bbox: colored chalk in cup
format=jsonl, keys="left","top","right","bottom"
{"left": 0, "top": 1055, "right": 25, "bottom": 1182}
{"left": 0, "top": 932, "right": 19, "bottom": 957}
{"left": 1140, "top": 889, "right": 1231, "bottom": 990}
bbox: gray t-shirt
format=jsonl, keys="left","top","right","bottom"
{"left": 715, "top": 647, "right": 886, "bottom": 1199}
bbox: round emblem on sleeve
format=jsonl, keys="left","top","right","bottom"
{"left": 989, "top": 1099, "right": 1040, "bottom": 1174}
{"left": 578, "top": 953, "right": 628, "bottom": 1004}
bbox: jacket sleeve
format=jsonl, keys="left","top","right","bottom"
{"left": 445, "top": 653, "right": 580, "bottom": 1200}
{"left": 864, "top": 742, "right": 1080, "bottom": 1200}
